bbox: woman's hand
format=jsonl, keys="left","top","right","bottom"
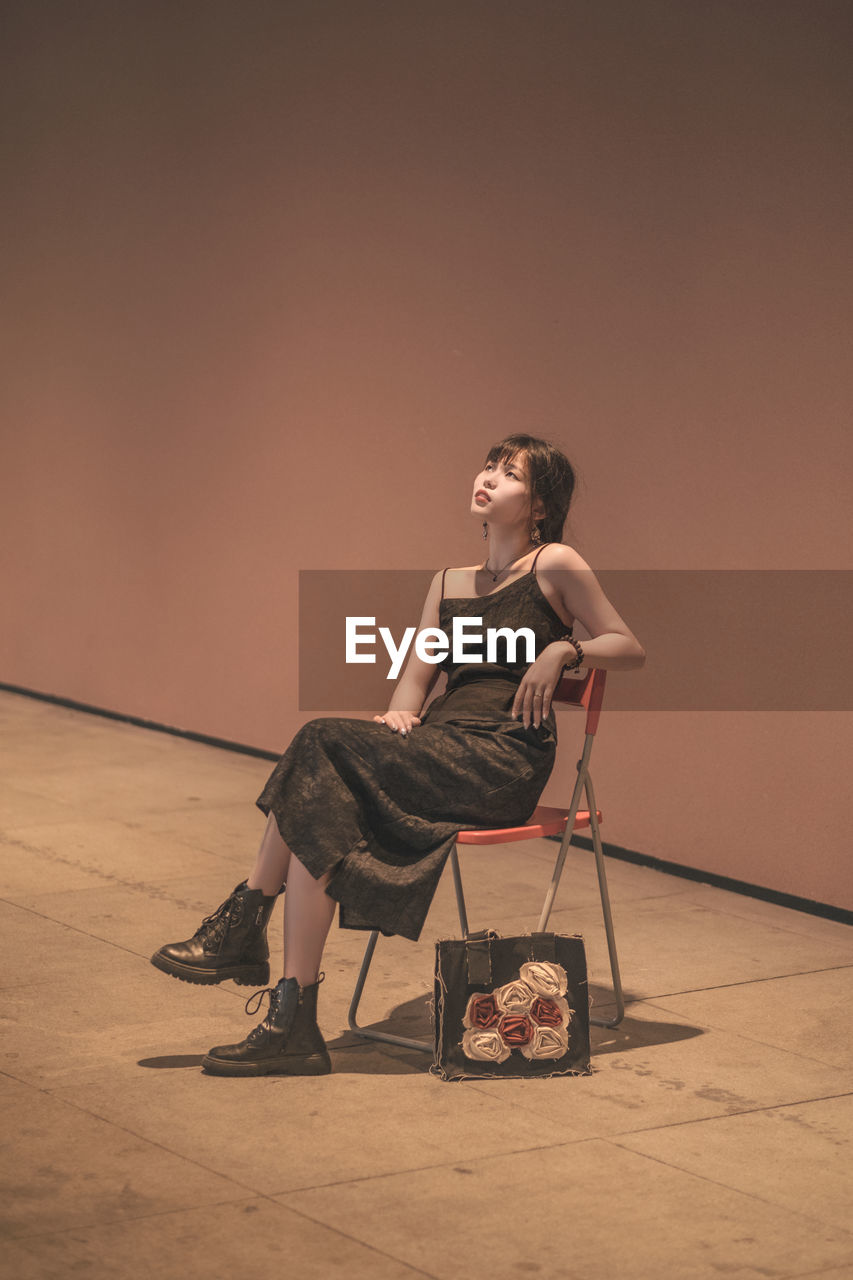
{"left": 511, "top": 643, "right": 572, "bottom": 729}
{"left": 372, "top": 711, "right": 422, "bottom": 738}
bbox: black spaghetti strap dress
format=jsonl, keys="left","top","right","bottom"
{"left": 255, "top": 543, "right": 572, "bottom": 942}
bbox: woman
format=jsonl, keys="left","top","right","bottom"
{"left": 150, "top": 434, "right": 645, "bottom": 1076}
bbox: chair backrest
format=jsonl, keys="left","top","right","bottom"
{"left": 553, "top": 667, "right": 606, "bottom": 736}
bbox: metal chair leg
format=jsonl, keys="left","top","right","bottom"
{"left": 536, "top": 736, "right": 593, "bottom": 931}
{"left": 535, "top": 736, "right": 625, "bottom": 1028}
{"left": 584, "top": 772, "right": 625, "bottom": 1028}
{"left": 347, "top": 844, "right": 472, "bottom": 1054}
{"left": 347, "top": 929, "right": 433, "bottom": 1052}
{"left": 449, "top": 845, "right": 470, "bottom": 937}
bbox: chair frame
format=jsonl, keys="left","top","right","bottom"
{"left": 347, "top": 667, "right": 625, "bottom": 1053}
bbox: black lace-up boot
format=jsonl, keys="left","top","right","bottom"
{"left": 201, "top": 974, "right": 332, "bottom": 1076}
{"left": 150, "top": 880, "right": 282, "bottom": 986}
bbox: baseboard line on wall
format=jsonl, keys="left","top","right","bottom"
{"left": 0, "top": 682, "right": 282, "bottom": 761}
{"left": 5, "top": 681, "right": 850, "bottom": 929}
{"left": 549, "top": 833, "right": 852, "bottom": 928}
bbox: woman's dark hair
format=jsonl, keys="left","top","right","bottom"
{"left": 484, "top": 434, "right": 577, "bottom": 545}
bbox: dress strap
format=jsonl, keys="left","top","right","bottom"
{"left": 440, "top": 567, "right": 448, "bottom": 601}
{"left": 530, "top": 542, "right": 551, "bottom": 575}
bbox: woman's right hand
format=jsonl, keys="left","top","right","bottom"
{"left": 372, "top": 711, "right": 422, "bottom": 737}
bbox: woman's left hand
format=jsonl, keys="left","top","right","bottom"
{"left": 511, "top": 644, "right": 570, "bottom": 729}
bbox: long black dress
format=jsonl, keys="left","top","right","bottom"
{"left": 255, "top": 542, "right": 572, "bottom": 942}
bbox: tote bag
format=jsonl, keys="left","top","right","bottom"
{"left": 431, "top": 928, "right": 592, "bottom": 1081}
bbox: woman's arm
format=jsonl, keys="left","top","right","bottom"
{"left": 372, "top": 570, "right": 444, "bottom": 735}
{"left": 541, "top": 544, "right": 646, "bottom": 670}
{"left": 512, "top": 545, "right": 646, "bottom": 728}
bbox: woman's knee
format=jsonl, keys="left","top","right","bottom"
{"left": 294, "top": 716, "right": 365, "bottom": 750}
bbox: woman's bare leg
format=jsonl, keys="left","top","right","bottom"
{"left": 246, "top": 811, "right": 292, "bottom": 896}
{"left": 282, "top": 852, "right": 336, "bottom": 986}
{"left": 246, "top": 812, "right": 335, "bottom": 985}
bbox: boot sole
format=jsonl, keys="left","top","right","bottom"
{"left": 200, "top": 1052, "right": 332, "bottom": 1077}
{"left": 150, "top": 952, "right": 270, "bottom": 988}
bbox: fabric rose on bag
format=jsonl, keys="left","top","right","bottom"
{"left": 459, "top": 958, "right": 576, "bottom": 1066}
{"left": 520, "top": 1024, "right": 570, "bottom": 1060}
{"left": 461, "top": 1028, "right": 511, "bottom": 1063}
{"left": 497, "top": 1014, "right": 534, "bottom": 1047}
{"left": 462, "top": 993, "right": 500, "bottom": 1030}
{"left": 519, "top": 960, "right": 568, "bottom": 999}
{"left": 530, "top": 994, "right": 571, "bottom": 1028}
{"left": 494, "top": 979, "right": 535, "bottom": 1015}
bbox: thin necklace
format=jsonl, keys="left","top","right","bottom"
{"left": 482, "top": 540, "right": 535, "bottom": 582}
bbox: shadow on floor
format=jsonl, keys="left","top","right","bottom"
{"left": 137, "top": 1044, "right": 426, "bottom": 1076}
{"left": 136, "top": 985, "right": 703, "bottom": 1075}
{"left": 330, "top": 989, "right": 706, "bottom": 1071}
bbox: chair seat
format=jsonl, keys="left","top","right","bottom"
{"left": 455, "top": 803, "right": 603, "bottom": 845}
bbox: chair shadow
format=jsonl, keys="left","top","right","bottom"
{"left": 329, "top": 985, "right": 705, "bottom": 1073}
{"left": 137, "top": 985, "right": 703, "bottom": 1075}
{"left": 326, "top": 992, "right": 434, "bottom": 1074}
{"left": 587, "top": 981, "right": 705, "bottom": 1056}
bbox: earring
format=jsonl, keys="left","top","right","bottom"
{"left": 482, "top": 521, "right": 488, "bottom": 540}
{"left": 530, "top": 524, "right": 542, "bottom": 545}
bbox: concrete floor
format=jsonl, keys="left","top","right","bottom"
{"left": 1, "top": 689, "right": 852, "bottom": 1280}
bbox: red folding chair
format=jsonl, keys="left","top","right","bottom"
{"left": 347, "top": 667, "right": 625, "bottom": 1052}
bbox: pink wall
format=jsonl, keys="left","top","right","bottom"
{"left": 2, "top": 2, "right": 851, "bottom": 909}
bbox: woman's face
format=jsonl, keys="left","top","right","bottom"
{"left": 471, "top": 452, "right": 538, "bottom": 527}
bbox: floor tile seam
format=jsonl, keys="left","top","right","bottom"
{"left": 601, "top": 1135, "right": 853, "bottom": 1239}
{"left": 639, "top": 962, "right": 853, "bottom": 1001}
{"left": 272, "top": 1200, "right": 441, "bottom": 1279}
{"left": 0, "top": 777, "right": 247, "bottom": 814}
{"left": 0, "top": 1064, "right": 270, "bottom": 1192}
{"left": 7, "top": 1190, "right": 442, "bottom": 1276}
{"left": 0, "top": 975, "right": 248, "bottom": 1004}
{"left": 0, "top": 896, "right": 146, "bottom": 960}
{"left": 1, "top": 872, "right": 242, "bottom": 902}
{"left": 786, "top": 1263, "right": 853, "bottom": 1280}
{"left": 545, "top": 887, "right": 701, "bottom": 908}
{"left": 636, "top": 998, "right": 853, "bottom": 1070}
{"left": 5, "top": 868, "right": 256, "bottom": 904}
{"left": 0, "top": 900, "right": 244, "bottom": 985}
{"left": 0, "top": 896, "right": 258, "bottom": 1002}
{"left": 274, "top": 1135, "right": 601, "bottom": 1197}
{"left": 0, "top": 1065, "right": 52, "bottom": 1092}
{"left": 0, "top": 1070, "right": 289, "bottom": 1208}
{"left": 33, "top": 1088, "right": 273, "bottom": 1197}
{"left": 7, "top": 1193, "right": 268, "bottom": 1245}
{"left": 604, "top": 1088, "right": 853, "bottom": 1139}
{"left": 0, "top": 830, "right": 245, "bottom": 897}
{"left": 0, "top": 817, "right": 91, "bottom": 837}
{"left": 0, "top": 1067, "right": 262, "bottom": 1193}
{"left": 672, "top": 900, "right": 853, "bottom": 943}
{"left": 459, "top": 1078, "right": 607, "bottom": 1125}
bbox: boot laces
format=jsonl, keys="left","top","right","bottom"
{"left": 244, "top": 986, "right": 277, "bottom": 1019}
{"left": 243, "top": 985, "right": 280, "bottom": 1045}
{"left": 194, "top": 891, "right": 243, "bottom": 949}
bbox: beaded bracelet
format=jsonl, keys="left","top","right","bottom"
{"left": 558, "top": 633, "right": 585, "bottom": 673}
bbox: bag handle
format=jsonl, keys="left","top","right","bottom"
{"left": 463, "top": 930, "right": 557, "bottom": 984}
{"left": 465, "top": 929, "right": 496, "bottom": 986}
